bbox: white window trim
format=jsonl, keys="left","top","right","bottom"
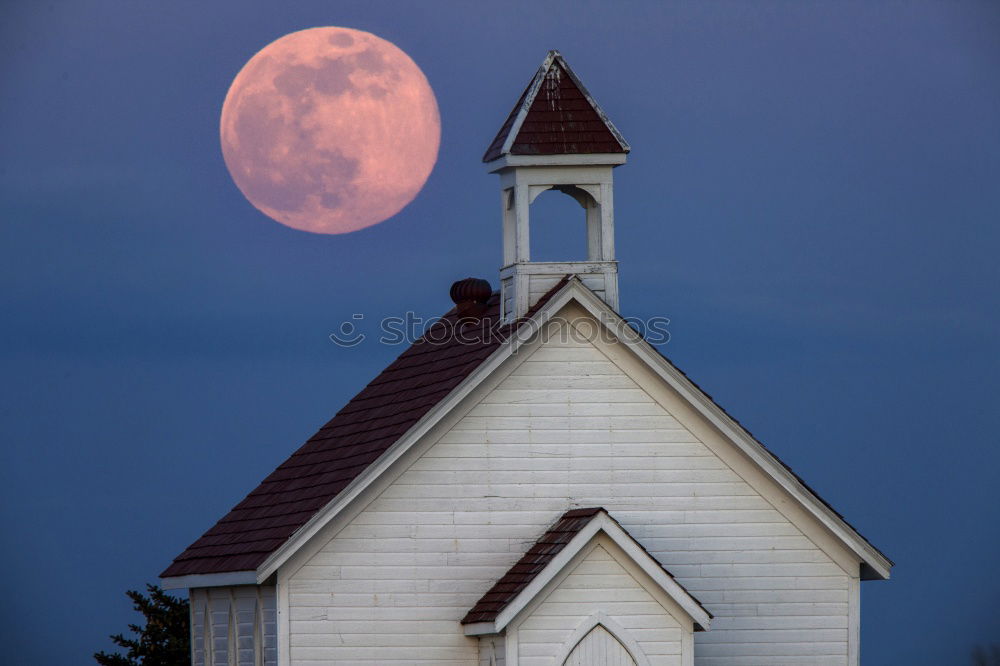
{"left": 553, "top": 611, "right": 651, "bottom": 666}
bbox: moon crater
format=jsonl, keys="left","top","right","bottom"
{"left": 221, "top": 28, "right": 440, "bottom": 234}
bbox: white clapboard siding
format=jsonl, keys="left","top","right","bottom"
{"left": 286, "top": 329, "right": 859, "bottom": 665}
{"left": 514, "top": 543, "right": 684, "bottom": 666}
{"left": 190, "top": 586, "right": 276, "bottom": 666}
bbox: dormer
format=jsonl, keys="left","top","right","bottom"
{"left": 484, "top": 50, "right": 630, "bottom": 321}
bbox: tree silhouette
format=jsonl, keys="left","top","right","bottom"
{"left": 972, "top": 644, "right": 1000, "bottom": 666}
{"left": 95, "top": 584, "right": 189, "bottom": 666}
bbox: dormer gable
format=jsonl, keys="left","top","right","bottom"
{"left": 461, "top": 507, "right": 711, "bottom": 635}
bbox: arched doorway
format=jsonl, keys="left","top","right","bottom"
{"left": 563, "top": 624, "right": 637, "bottom": 666}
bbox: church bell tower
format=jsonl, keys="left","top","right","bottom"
{"left": 483, "top": 51, "right": 630, "bottom": 321}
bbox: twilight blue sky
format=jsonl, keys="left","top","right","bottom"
{"left": 2, "top": 2, "right": 999, "bottom": 664}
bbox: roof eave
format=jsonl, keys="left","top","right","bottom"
{"left": 485, "top": 152, "right": 627, "bottom": 172}
{"left": 462, "top": 622, "right": 499, "bottom": 637}
{"left": 159, "top": 570, "right": 258, "bottom": 590}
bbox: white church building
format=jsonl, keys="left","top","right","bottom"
{"left": 162, "top": 51, "right": 892, "bottom": 666}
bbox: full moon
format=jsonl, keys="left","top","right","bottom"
{"left": 220, "top": 27, "right": 440, "bottom": 234}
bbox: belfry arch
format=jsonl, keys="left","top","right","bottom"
{"left": 526, "top": 185, "right": 597, "bottom": 262}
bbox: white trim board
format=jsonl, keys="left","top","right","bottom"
{"left": 551, "top": 611, "right": 653, "bottom": 666}
{"left": 160, "top": 571, "right": 257, "bottom": 590}
{"left": 488, "top": 153, "right": 627, "bottom": 170}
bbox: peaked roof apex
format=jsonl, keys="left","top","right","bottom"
{"left": 483, "top": 50, "right": 630, "bottom": 163}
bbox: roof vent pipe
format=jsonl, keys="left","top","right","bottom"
{"left": 450, "top": 277, "right": 492, "bottom": 318}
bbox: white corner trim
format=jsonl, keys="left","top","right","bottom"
{"left": 276, "top": 569, "right": 290, "bottom": 666}
{"left": 552, "top": 611, "right": 652, "bottom": 666}
{"left": 848, "top": 576, "right": 860, "bottom": 665}
{"left": 160, "top": 571, "right": 257, "bottom": 590}
{"left": 505, "top": 628, "right": 519, "bottom": 666}
{"left": 492, "top": 512, "right": 710, "bottom": 633}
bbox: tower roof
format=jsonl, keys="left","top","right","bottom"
{"left": 483, "top": 51, "right": 630, "bottom": 163}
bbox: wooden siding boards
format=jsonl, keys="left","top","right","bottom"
{"left": 284, "top": 316, "right": 866, "bottom": 664}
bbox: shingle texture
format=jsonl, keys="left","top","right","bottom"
{"left": 161, "top": 283, "right": 567, "bottom": 578}
{"left": 483, "top": 56, "right": 628, "bottom": 162}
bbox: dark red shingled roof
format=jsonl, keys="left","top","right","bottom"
{"left": 483, "top": 51, "right": 629, "bottom": 162}
{"left": 461, "top": 507, "right": 710, "bottom": 626}
{"left": 161, "top": 281, "right": 569, "bottom": 578}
